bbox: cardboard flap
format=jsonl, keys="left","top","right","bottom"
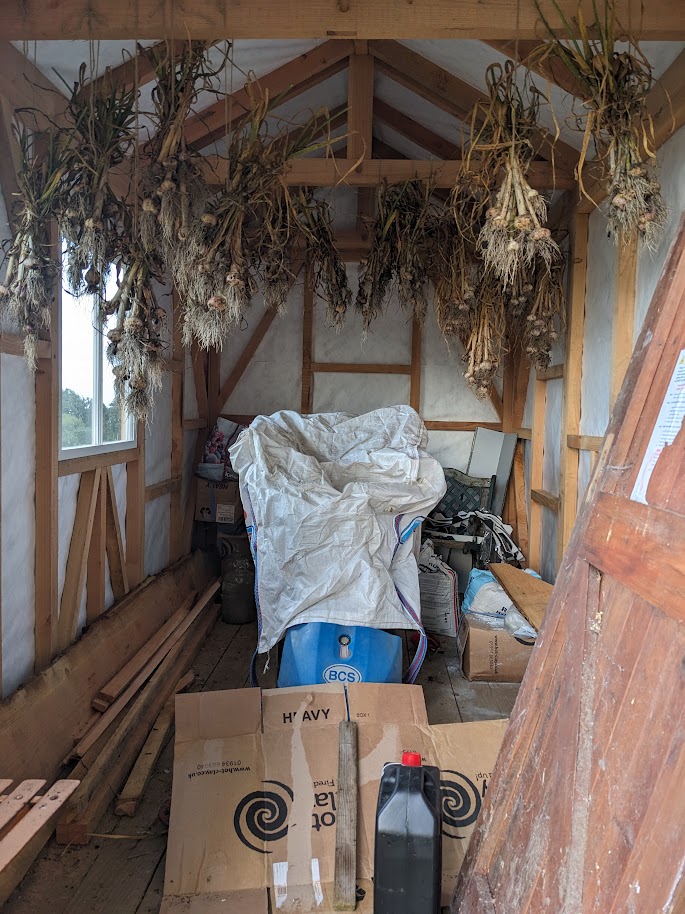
{"left": 262, "top": 685, "right": 347, "bottom": 730}
{"left": 346, "top": 682, "right": 428, "bottom": 725}
{"left": 175, "top": 689, "right": 262, "bottom": 741}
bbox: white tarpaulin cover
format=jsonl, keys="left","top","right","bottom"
{"left": 229, "top": 407, "right": 446, "bottom": 680}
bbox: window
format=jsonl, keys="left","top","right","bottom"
{"left": 60, "top": 267, "right": 136, "bottom": 457}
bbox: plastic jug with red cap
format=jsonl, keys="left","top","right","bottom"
{"left": 373, "top": 750, "right": 443, "bottom": 914}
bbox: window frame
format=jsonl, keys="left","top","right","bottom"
{"left": 58, "top": 264, "right": 137, "bottom": 462}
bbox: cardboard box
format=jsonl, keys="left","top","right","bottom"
{"left": 162, "top": 684, "right": 508, "bottom": 913}
{"left": 194, "top": 479, "right": 243, "bottom": 524}
{"left": 459, "top": 616, "right": 534, "bottom": 682}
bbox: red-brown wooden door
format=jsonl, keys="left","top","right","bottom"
{"left": 453, "top": 218, "right": 685, "bottom": 914}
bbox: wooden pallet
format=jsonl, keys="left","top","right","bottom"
{"left": 0, "top": 779, "right": 79, "bottom": 905}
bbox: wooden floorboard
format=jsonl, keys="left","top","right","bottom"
{"left": 4, "top": 619, "right": 518, "bottom": 913}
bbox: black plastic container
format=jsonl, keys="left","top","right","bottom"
{"left": 373, "top": 751, "right": 442, "bottom": 914}
{"left": 220, "top": 555, "right": 256, "bottom": 624}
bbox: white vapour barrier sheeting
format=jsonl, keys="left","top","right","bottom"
{"left": 1, "top": 354, "right": 36, "bottom": 696}
{"left": 230, "top": 407, "right": 446, "bottom": 659}
{"left": 425, "top": 431, "right": 475, "bottom": 471}
{"left": 581, "top": 207, "right": 615, "bottom": 436}
{"left": 221, "top": 286, "right": 304, "bottom": 416}
{"left": 635, "top": 125, "right": 685, "bottom": 337}
{"left": 145, "top": 371, "right": 172, "bottom": 485}
{"left": 145, "top": 495, "right": 171, "bottom": 577}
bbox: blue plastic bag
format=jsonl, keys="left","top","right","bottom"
{"left": 462, "top": 568, "right": 497, "bottom": 612}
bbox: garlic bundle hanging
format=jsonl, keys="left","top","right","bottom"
{"left": 472, "top": 63, "right": 560, "bottom": 288}
{"left": 0, "top": 130, "right": 69, "bottom": 370}
{"left": 139, "top": 42, "right": 223, "bottom": 292}
{"left": 431, "top": 215, "right": 478, "bottom": 343}
{"left": 463, "top": 273, "right": 505, "bottom": 398}
{"left": 59, "top": 63, "right": 136, "bottom": 297}
{"left": 102, "top": 252, "right": 166, "bottom": 422}
{"left": 533, "top": 0, "right": 667, "bottom": 247}
{"left": 521, "top": 260, "right": 564, "bottom": 371}
{"left": 356, "top": 180, "right": 434, "bottom": 335}
{"left": 479, "top": 157, "right": 559, "bottom": 287}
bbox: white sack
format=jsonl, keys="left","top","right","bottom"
{"left": 229, "top": 406, "right": 446, "bottom": 656}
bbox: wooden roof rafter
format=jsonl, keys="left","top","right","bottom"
{"left": 81, "top": 38, "right": 208, "bottom": 98}
{"left": 374, "top": 97, "right": 460, "bottom": 161}
{"left": 484, "top": 40, "right": 587, "bottom": 98}
{"left": 183, "top": 39, "right": 354, "bottom": 151}
{"left": 369, "top": 40, "right": 579, "bottom": 178}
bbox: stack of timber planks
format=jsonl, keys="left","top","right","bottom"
{"left": 55, "top": 578, "right": 220, "bottom": 845}
{"left": 0, "top": 779, "right": 80, "bottom": 905}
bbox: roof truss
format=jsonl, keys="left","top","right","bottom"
{"left": 183, "top": 39, "right": 353, "bottom": 151}
{"left": 369, "top": 40, "right": 578, "bottom": 176}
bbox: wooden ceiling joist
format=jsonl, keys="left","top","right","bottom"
{"left": 0, "top": 1, "right": 681, "bottom": 41}
{"left": 369, "top": 40, "right": 579, "bottom": 177}
{"left": 202, "top": 155, "right": 573, "bottom": 189}
{"left": 183, "top": 39, "right": 353, "bottom": 151}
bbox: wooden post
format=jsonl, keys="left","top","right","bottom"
{"left": 125, "top": 424, "right": 145, "bottom": 588}
{"left": 208, "top": 348, "right": 221, "bottom": 426}
{"left": 333, "top": 721, "right": 358, "bottom": 911}
{"left": 301, "top": 279, "right": 314, "bottom": 413}
{"left": 169, "top": 291, "right": 184, "bottom": 563}
{"left": 557, "top": 212, "right": 589, "bottom": 567}
{"left": 528, "top": 377, "right": 547, "bottom": 573}
{"left": 610, "top": 232, "right": 638, "bottom": 408}
{"left": 409, "top": 318, "right": 422, "bottom": 412}
{"left": 348, "top": 51, "right": 375, "bottom": 235}
{"left": 34, "top": 223, "right": 60, "bottom": 670}
{"left": 190, "top": 342, "right": 209, "bottom": 423}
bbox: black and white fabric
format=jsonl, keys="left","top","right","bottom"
{"left": 460, "top": 510, "right": 524, "bottom": 565}
{"left": 425, "top": 509, "right": 523, "bottom": 566}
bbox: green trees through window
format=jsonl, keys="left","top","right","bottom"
{"left": 61, "top": 388, "right": 124, "bottom": 448}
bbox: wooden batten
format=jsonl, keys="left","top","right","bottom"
{"left": 311, "top": 362, "right": 412, "bottom": 375}
{"left": 104, "top": 467, "right": 129, "bottom": 601}
{"left": 92, "top": 596, "right": 195, "bottom": 712}
{"left": 56, "top": 582, "right": 220, "bottom": 845}
{"left": 86, "top": 471, "right": 107, "bottom": 626}
{"left": 55, "top": 468, "right": 102, "bottom": 654}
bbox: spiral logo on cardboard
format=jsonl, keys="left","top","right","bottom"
{"left": 234, "top": 779, "right": 294, "bottom": 853}
{"left": 440, "top": 770, "right": 482, "bottom": 837}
